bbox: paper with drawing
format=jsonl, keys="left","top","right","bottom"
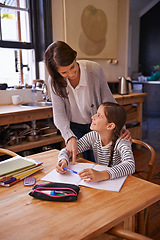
{"left": 41, "top": 162, "right": 127, "bottom": 192}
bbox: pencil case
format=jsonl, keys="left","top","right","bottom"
{"left": 29, "top": 182, "right": 80, "bottom": 202}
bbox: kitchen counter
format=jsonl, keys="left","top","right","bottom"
{"left": 0, "top": 93, "right": 147, "bottom": 152}
{"left": 114, "top": 92, "right": 147, "bottom": 104}
{"left": 0, "top": 93, "right": 147, "bottom": 125}
{"left": 0, "top": 104, "right": 53, "bottom": 126}
{"left": 0, "top": 92, "right": 147, "bottom": 127}
{"left": 132, "top": 82, "right": 160, "bottom": 117}
{"left": 132, "top": 80, "right": 160, "bottom": 84}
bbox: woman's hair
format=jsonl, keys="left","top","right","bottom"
{"left": 45, "top": 41, "right": 77, "bottom": 98}
{"left": 102, "top": 102, "right": 127, "bottom": 166}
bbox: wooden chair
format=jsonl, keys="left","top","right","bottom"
{"left": 132, "top": 139, "right": 155, "bottom": 236}
{"left": 0, "top": 148, "right": 18, "bottom": 157}
{"left": 132, "top": 139, "right": 155, "bottom": 182}
{"left": 107, "top": 227, "right": 153, "bottom": 240}
{"left": 106, "top": 139, "right": 156, "bottom": 239}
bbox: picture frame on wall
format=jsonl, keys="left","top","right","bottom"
{"left": 63, "top": 0, "right": 118, "bottom": 59}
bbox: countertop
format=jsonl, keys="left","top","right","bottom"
{"left": 0, "top": 104, "right": 52, "bottom": 115}
{"left": 132, "top": 80, "right": 160, "bottom": 84}
{"left": 0, "top": 104, "right": 53, "bottom": 126}
{"left": 0, "top": 93, "right": 147, "bottom": 126}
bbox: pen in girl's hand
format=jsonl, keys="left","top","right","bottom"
{"left": 62, "top": 167, "right": 78, "bottom": 174}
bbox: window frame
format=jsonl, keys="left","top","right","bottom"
{"left": 0, "top": 2, "right": 33, "bottom": 49}
{"left": 0, "top": 0, "right": 53, "bottom": 84}
{"left": 0, "top": 1, "right": 35, "bottom": 85}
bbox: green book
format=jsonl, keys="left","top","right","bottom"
{"left": 0, "top": 156, "right": 38, "bottom": 177}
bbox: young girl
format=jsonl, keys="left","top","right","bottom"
{"left": 56, "top": 102, "right": 135, "bottom": 182}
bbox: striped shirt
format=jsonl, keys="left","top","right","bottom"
{"left": 58, "top": 131, "right": 135, "bottom": 180}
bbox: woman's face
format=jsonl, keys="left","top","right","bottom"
{"left": 57, "top": 60, "right": 79, "bottom": 80}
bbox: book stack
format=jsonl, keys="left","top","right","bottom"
{"left": 0, "top": 156, "right": 43, "bottom": 187}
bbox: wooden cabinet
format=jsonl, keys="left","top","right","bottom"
{"left": 113, "top": 93, "right": 147, "bottom": 140}
{"left": 0, "top": 105, "right": 64, "bottom": 155}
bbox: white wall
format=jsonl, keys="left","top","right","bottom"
{"left": 0, "top": 89, "right": 43, "bottom": 105}
{"left": 51, "top": 0, "right": 129, "bottom": 83}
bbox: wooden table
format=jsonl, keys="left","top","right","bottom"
{"left": 1, "top": 149, "right": 160, "bottom": 240}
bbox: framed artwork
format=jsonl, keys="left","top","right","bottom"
{"left": 63, "top": 0, "right": 118, "bottom": 59}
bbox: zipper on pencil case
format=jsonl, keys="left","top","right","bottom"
{"left": 32, "top": 187, "right": 77, "bottom": 197}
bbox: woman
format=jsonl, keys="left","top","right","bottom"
{"left": 45, "top": 41, "right": 131, "bottom": 163}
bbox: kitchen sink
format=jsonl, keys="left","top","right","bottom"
{"left": 20, "top": 102, "right": 52, "bottom": 107}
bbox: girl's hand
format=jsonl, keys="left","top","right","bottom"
{"left": 65, "top": 137, "right": 78, "bottom": 165}
{"left": 120, "top": 128, "right": 132, "bottom": 142}
{"left": 56, "top": 159, "right": 68, "bottom": 174}
{"left": 79, "top": 168, "right": 110, "bottom": 182}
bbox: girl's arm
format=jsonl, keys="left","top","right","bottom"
{"left": 106, "top": 140, "right": 135, "bottom": 179}
{"left": 79, "top": 140, "right": 135, "bottom": 182}
{"left": 79, "top": 168, "right": 110, "bottom": 182}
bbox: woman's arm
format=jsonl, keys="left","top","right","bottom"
{"left": 49, "top": 77, "right": 76, "bottom": 143}
{"left": 58, "top": 131, "right": 94, "bottom": 165}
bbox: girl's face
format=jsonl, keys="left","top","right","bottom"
{"left": 57, "top": 60, "right": 79, "bottom": 80}
{"left": 90, "top": 105, "right": 109, "bottom": 133}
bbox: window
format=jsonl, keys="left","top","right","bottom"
{"left": 0, "top": 0, "right": 36, "bottom": 87}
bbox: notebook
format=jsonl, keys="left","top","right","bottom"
{"left": 41, "top": 162, "right": 127, "bottom": 192}
{"left": 0, "top": 156, "right": 42, "bottom": 177}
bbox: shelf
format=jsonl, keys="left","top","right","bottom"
{"left": 1, "top": 135, "right": 65, "bottom": 155}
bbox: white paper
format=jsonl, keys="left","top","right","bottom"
{"left": 41, "top": 163, "right": 127, "bottom": 192}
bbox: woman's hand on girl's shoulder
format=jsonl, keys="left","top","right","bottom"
{"left": 120, "top": 129, "right": 132, "bottom": 143}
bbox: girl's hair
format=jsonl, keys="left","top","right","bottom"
{"left": 45, "top": 41, "right": 77, "bottom": 98}
{"left": 102, "top": 102, "right": 127, "bottom": 166}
